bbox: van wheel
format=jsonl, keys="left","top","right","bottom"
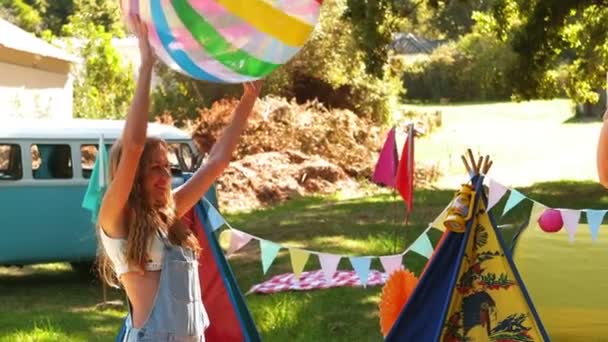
{"left": 70, "top": 262, "right": 96, "bottom": 278}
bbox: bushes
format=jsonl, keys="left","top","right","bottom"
{"left": 264, "top": 0, "right": 404, "bottom": 125}
{"left": 403, "top": 33, "right": 517, "bottom": 102}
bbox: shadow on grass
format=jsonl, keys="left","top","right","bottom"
{"left": 2, "top": 179, "right": 606, "bottom": 341}
{"left": 0, "top": 265, "right": 125, "bottom": 341}
{"left": 247, "top": 287, "right": 385, "bottom": 342}
{"left": 224, "top": 188, "right": 454, "bottom": 291}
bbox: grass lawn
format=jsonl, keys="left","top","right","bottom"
{"left": 2, "top": 100, "right": 608, "bottom": 341}
{"left": 404, "top": 99, "right": 602, "bottom": 188}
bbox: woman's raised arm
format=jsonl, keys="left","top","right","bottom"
{"left": 98, "top": 17, "right": 156, "bottom": 237}
{"left": 173, "top": 81, "right": 263, "bottom": 218}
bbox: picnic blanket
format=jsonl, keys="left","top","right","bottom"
{"left": 247, "top": 270, "right": 388, "bottom": 295}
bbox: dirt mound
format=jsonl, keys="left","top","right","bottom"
{"left": 179, "top": 96, "right": 383, "bottom": 178}
{"left": 156, "top": 96, "right": 441, "bottom": 211}
{"left": 216, "top": 150, "right": 358, "bottom": 212}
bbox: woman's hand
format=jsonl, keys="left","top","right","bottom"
{"left": 129, "top": 15, "right": 156, "bottom": 68}
{"left": 242, "top": 80, "right": 264, "bottom": 99}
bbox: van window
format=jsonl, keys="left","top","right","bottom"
{"left": 168, "top": 143, "right": 194, "bottom": 172}
{"left": 31, "top": 144, "right": 73, "bottom": 179}
{"left": 81, "top": 145, "right": 97, "bottom": 179}
{"left": 0, "top": 144, "right": 23, "bottom": 180}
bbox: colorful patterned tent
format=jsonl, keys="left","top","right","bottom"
{"left": 385, "top": 176, "right": 550, "bottom": 341}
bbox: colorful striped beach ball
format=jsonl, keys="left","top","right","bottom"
{"left": 121, "top": 0, "right": 324, "bottom": 83}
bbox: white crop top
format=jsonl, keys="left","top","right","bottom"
{"left": 100, "top": 228, "right": 165, "bottom": 277}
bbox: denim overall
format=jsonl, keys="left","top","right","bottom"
{"left": 123, "top": 231, "right": 209, "bottom": 341}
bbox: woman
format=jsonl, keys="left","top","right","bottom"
{"left": 97, "top": 17, "right": 263, "bottom": 341}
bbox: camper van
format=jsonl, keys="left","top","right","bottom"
{"left": 0, "top": 119, "right": 215, "bottom": 272}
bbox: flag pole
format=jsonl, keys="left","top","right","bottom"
{"left": 404, "top": 123, "right": 415, "bottom": 250}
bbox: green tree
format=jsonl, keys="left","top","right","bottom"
{"left": 31, "top": 0, "right": 75, "bottom": 36}
{"left": 0, "top": 0, "right": 43, "bottom": 33}
{"left": 486, "top": 0, "right": 608, "bottom": 107}
{"left": 429, "top": 0, "right": 497, "bottom": 39}
{"left": 344, "top": 0, "right": 409, "bottom": 77}
{"left": 61, "top": 0, "right": 133, "bottom": 119}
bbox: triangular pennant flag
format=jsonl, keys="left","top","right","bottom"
{"left": 487, "top": 178, "right": 508, "bottom": 210}
{"left": 372, "top": 127, "right": 398, "bottom": 188}
{"left": 318, "top": 253, "right": 341, "bottom": 283}
{"left": 204, "top": 199, "right": 226, "bottom": 231}
{"left": 502, "top": 189, "right": 526, "bottom": 217}
{"left": 289, "top": 249, "right": 310, "bottom": 280}
{"left": 227, "top": 230, "right": 253, "bottom": 255}
{"left": 560, "top": 209, "right": 581, "bottom": 242}
{"left": 409, "top": 233, "right": 433, "bottom": 259}
{"left": 349, "top": 256, "right": 372, "bottom": 288}
{"left": 431, "top": 199, "right": 453, "bottom": 231}
{"left": 586, "top": 209, "right": 607, "bottom": 242}
{"left": 380, "top": 255, "right": 403, "bottom": 276}
{"left": 526, "top": 201, "right": 547, "bottom": 231}
{"left": 259, "top": 240, "right": 281, "bottom": 274}
{"left": 82, "top": 136, "right": 109, "bottom": 224}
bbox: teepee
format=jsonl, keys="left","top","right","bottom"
{"left": 385, "top": 152, "right": 549, "bottom": 341}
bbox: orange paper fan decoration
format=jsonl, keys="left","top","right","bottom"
{"left": 379, "top": 269, "right": 419, "bottom": 337}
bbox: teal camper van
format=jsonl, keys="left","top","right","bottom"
{"left": 0, "top": 119, "right": 217, "bottom": 272}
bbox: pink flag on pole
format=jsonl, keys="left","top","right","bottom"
{"left": 372, "top": 127, "right": 398, "bottom": 188}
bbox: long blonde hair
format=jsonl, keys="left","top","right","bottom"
{"left": 97, "top": 137, "right": 201, "bottom": 287}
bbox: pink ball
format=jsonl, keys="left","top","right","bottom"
{"left": 538, "top": 209, "right": 563, "bottom": 233}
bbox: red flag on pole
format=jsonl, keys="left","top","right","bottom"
{"left": 395, "top": 124, "right": 415, "bottom": 214}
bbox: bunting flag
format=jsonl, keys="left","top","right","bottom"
{"left": 430, "top": 198, "right": 452, "bottom": 231}
{"left": 82, "top": 135, "right": 109, "bottom": 224}
{"left": 561, "top": 209, "right": 582, "bottom": 242}
{"left": 502, "top": 189, "right": 526, "bottom": 217}
{"left": 318, "top": 253, "right": 341, "bottom": 283}
{"left": 586, "top": 209, "right": 607, "bottom": 242}
{"left": 409, "top": 233, "right": 433, "bottom": 259}
{"left": 260, "top": 240, "right": 282, "bottom": 274}
{"left": 204, "top": 198, "right": 226, "bottom": 231}
{"left": 208, "top": 196, "right": 453, "bottom": 281}
{"left": 227, "top": 230, "right": 253, "bottom": 255}
{"left": 372, "top": 127, "right": 398, "bottom": 188}
{"left": 487, "top": 178, "right": 508, "bottom": 210}
{"left": 380, "top": 255, "right": 403, "bottom": 276}
{"left": 349, "top": 256, "right": 372, "bottom": 288}
{"left": 486, "top": 177, "right": 608, "bottom": 243}
{"left": 526, "top": 201, "right": 547, "bottom": 232}
{"left": 290, "top": 249, "right": 311, "bottom": 280}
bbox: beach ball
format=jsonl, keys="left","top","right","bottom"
{"left": 538, "top": 208, "right": 563, "bottom": 233}
{"left": 120, "top": 0, "right": 324, "bottom": 83}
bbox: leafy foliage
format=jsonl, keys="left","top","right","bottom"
{"left": 344, "top": 0, "right": 408, "bottom": 77}
{"left": 487, "top": 0, "right": 608, "bottom": 105}
{"left": 403, "top": 31, "right": 517, "bottom": 102}
{"left": 60, "top": 0, "right": 134, "bottom": 119}
{"left": 0, "top": 0, "right": 44, "bottom": 33}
